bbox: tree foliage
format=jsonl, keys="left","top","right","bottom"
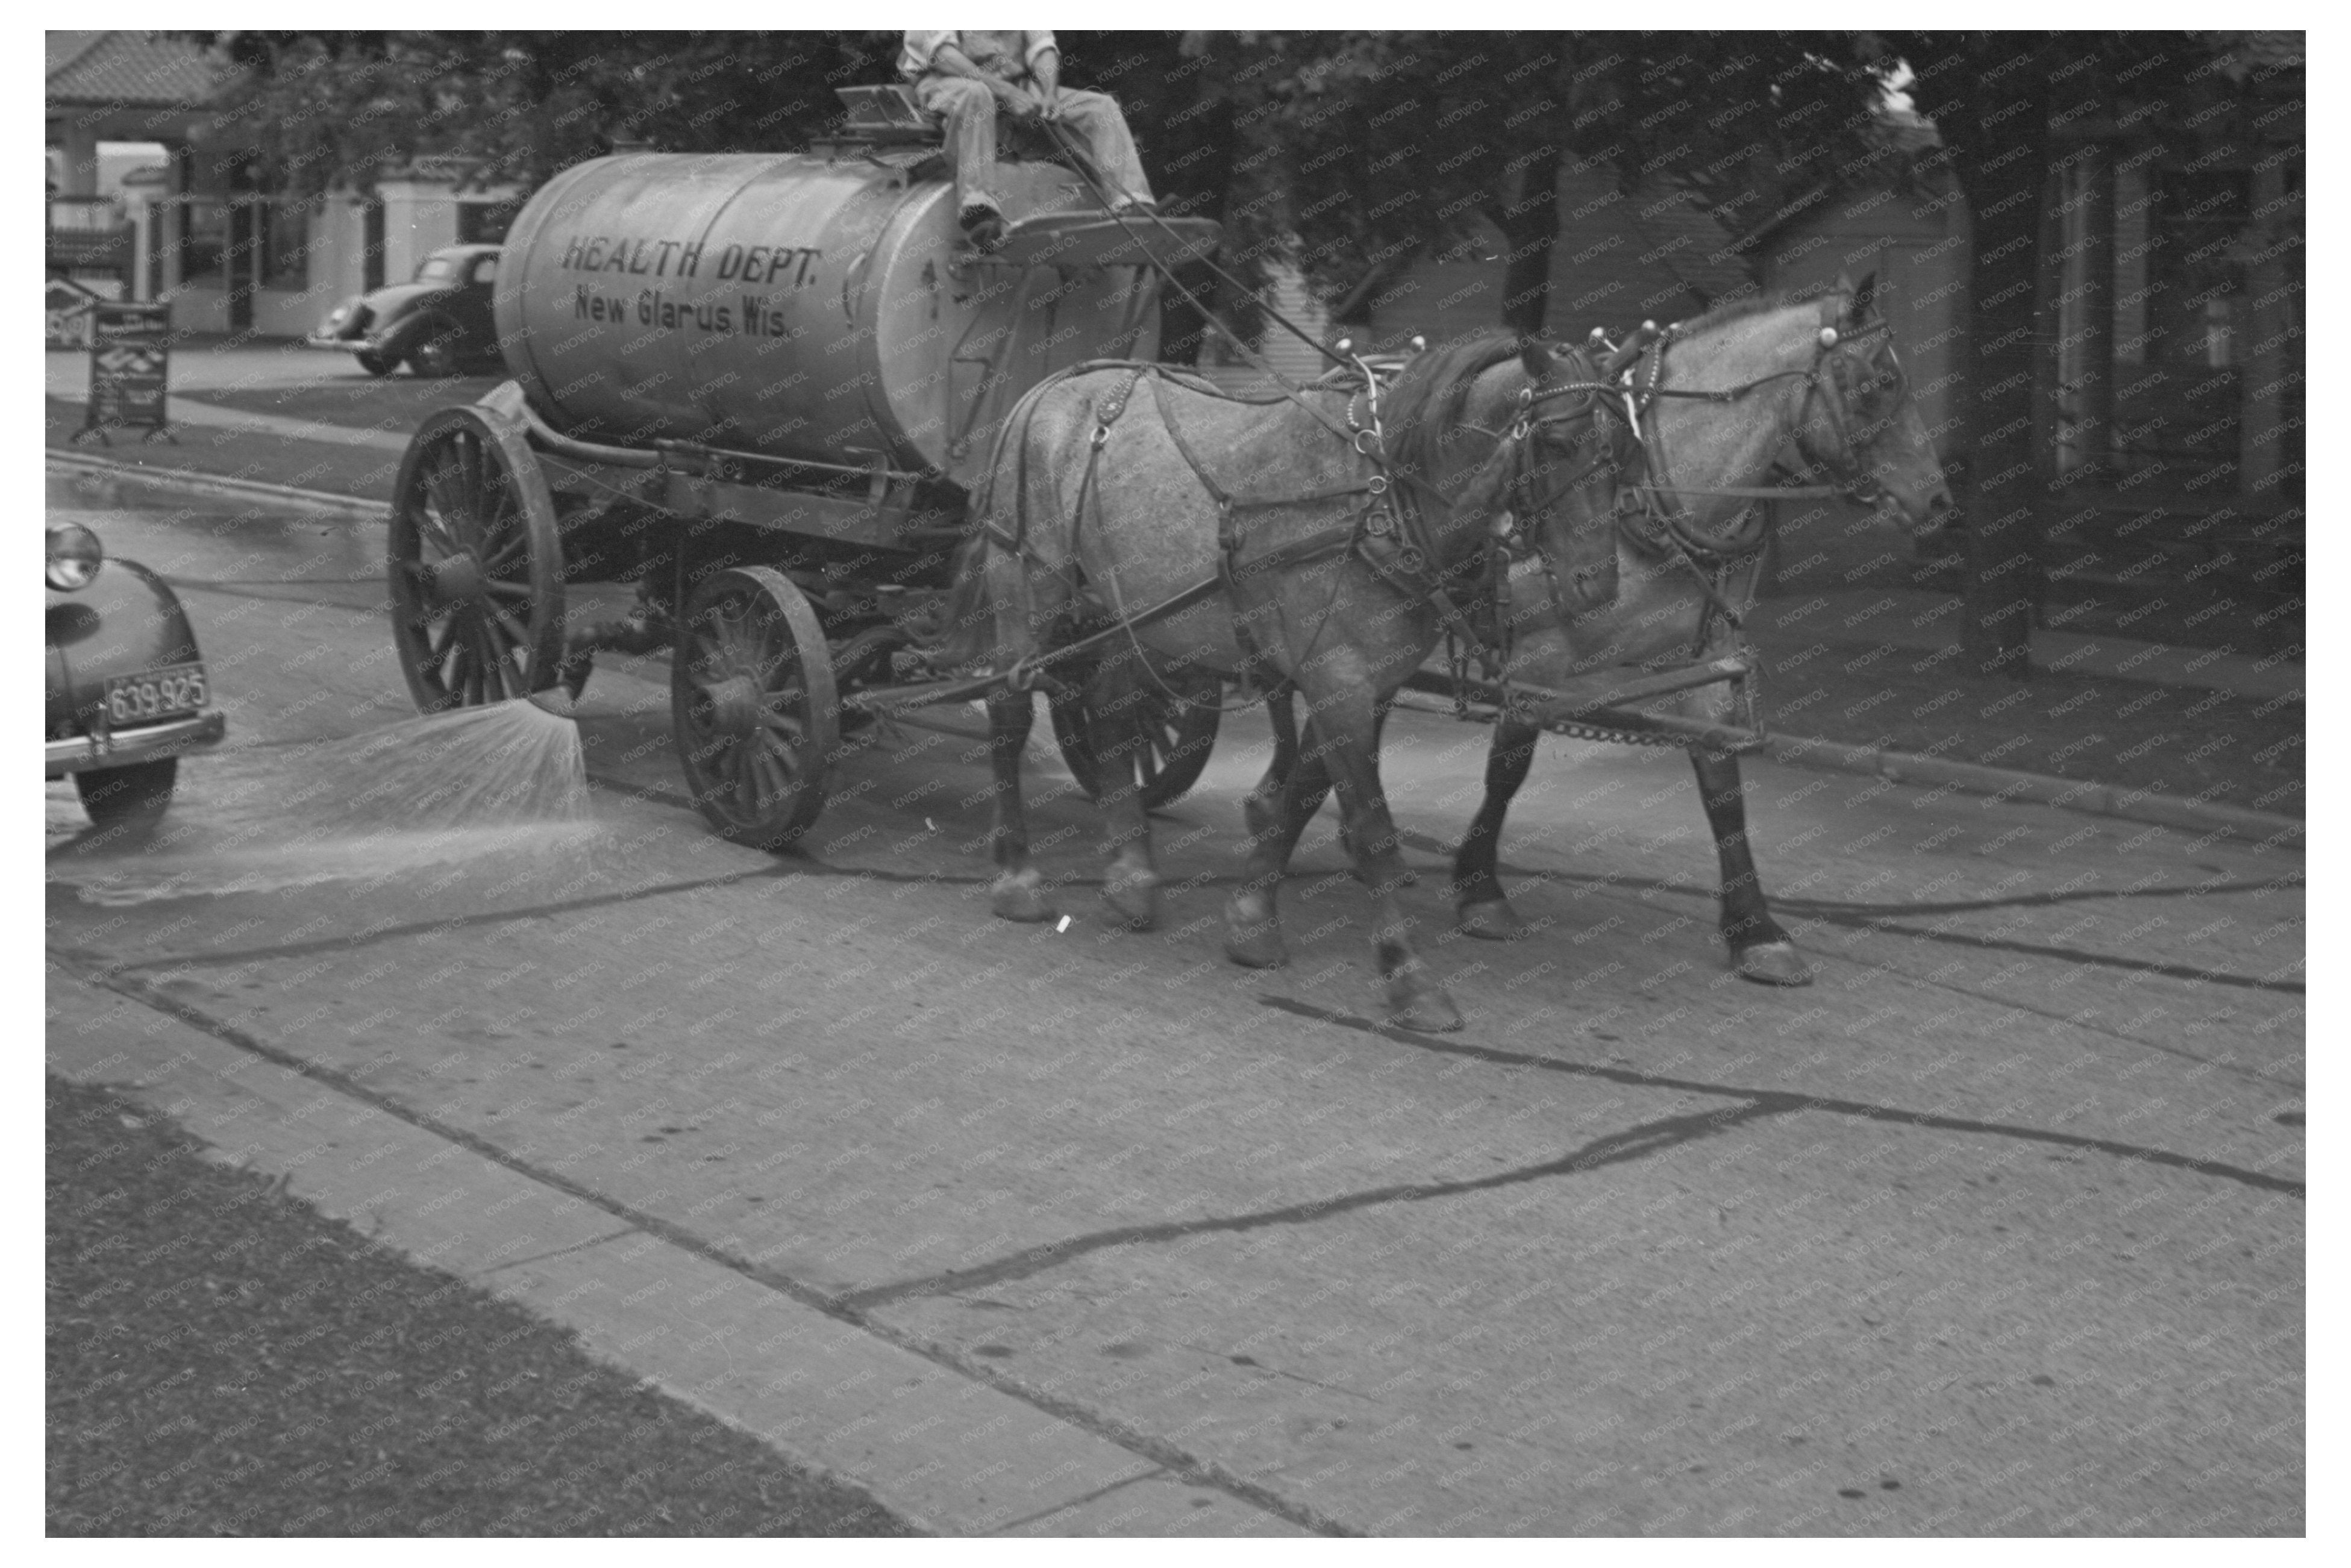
{"left": 196, "top": 31, "right": 903, "bottom": 192}
{"left": 195, "top": 31, "right": 1892, "bottom": 305}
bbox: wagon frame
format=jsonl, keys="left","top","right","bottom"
{"left": 386, "top": 92, "right": 1773, "bottom": 854}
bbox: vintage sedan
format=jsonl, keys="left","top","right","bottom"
{"left": 307, "top": 243, "right": 502, "bottom": 377}
{"left": 46, "top": 522, "right": 225, "bottom": 825}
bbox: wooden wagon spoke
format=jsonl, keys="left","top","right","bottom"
{"left": 480, "top": 535, "right": 530, "bottom": 574}
{"left": 733, "top": 751, "right": 762, "bottom": 817}
{"left": 416, "top": 497, "right": 466, "bottom": 555}
{"left": 484, "top": 600, "right": 534, "bottom": 656}
{"left": 750, "top": 741, "right": 790, "bottom": 796}
{"left": 455, "top": 429, "right": 484, "bottom": 513}
{"left": 412, "top": 509, "right": 465, "bottom": 559}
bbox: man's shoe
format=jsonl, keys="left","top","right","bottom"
{"left": 960, "top": 205, "right": 1007, "bottom": 253}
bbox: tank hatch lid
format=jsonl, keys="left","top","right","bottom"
{"left": 984, "top": 213, "right": 1222, "bottom": 271}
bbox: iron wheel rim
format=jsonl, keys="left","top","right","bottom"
{"left": 671, "top": 567, "right": 837, "bottom": 849}
{"left": 388, "top": 411, "right": 563, "bottom": 713}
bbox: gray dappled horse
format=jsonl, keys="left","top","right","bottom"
{"left": 1265, "top": 279, "right": 1955, "bottom": 988}
{"left": 942, "top": 336, "right": 1628, "bottom": 1032}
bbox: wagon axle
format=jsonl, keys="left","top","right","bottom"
{"left": 417, "top": 551, "right": 483, "bottom": 610}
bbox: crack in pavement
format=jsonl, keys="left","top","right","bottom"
{"left": 61, "top": 959, "right": 1347, "bottom": 1539}
{"left": 836, "top": 1102, "right": 1785, "bottom": 1311}
{"left": 1791, "top": 913, "right": 2302, "bottom": 993}
{"left": 983, "top": 1466, "right": 1171, "bottom": 1535}
{"left": 1257, "top": 996, "right": 2304, "bottom": 1198}
{"left": 1807, "top": 948, "right": 2303, "bottom": 1092}
{"left": 1411, "top": 854, "right": 2301, "bottom": 1081}
{"left": 1394, "top": 834, "right": 2302, "bottom": 993}
{"left": 476, "top": 1226, "right": 642, "bottom": 1276}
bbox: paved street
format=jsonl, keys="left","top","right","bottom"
{"left": 46, "top": 472, "right": 2304, "bottom": 1534}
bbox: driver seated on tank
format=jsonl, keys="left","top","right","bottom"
{"left": 901, "top": 30, "right": 1157, "bottom": 252}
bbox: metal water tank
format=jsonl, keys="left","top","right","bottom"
{"left": 493, "top": 151, "right": 1163, "bottom": 481}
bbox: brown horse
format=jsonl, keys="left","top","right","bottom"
{"left": 942, "top": 336, "right": 1629, "bottom": 1031}
{"left": 1262, "top": 280, "right": 1955, "bottom": 989}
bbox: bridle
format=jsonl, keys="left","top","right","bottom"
{"left": 1430, "top": 296, "right": 1911, "bottom": 682}
{"left": 1620, "top": 301, "right": 1907, "bottom": 540}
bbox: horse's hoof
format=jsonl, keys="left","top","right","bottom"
{"left": 1733, "top": 940, "right": 1812, "bottom": 987}
{"left": 1385, "top": 982, "right": 1465, "bottom": 1034}
{"left": 1222, "top": 901, "right": 1288, "bottom": 967}
{"left": 1225, "top": 924, "right": 1288, "bottom": 969}
{"left": 991, "top": 871, "right": 1056, "bottom": 923}
{"left": 1456, "top": 899, "right": 1530, "bottom": 942}
{"left": 1101, "top": 869, "right": 1162, "bottom": 932}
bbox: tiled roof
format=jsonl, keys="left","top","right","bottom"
{"left": 46, "top": 30, "right": 225, "bottom": 107}
{"left": 46, "top": 32, "right": 105, "bottom": 77}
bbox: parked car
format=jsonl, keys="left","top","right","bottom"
{"left": 307, "top": 243, "right": 503, "bottom": 378}
{"left": 46, "top": 522, "right": 225, "bottom": 825}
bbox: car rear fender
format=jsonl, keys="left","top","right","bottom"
{"left": 47, "top": 558, "right": 203, "bottom": 736}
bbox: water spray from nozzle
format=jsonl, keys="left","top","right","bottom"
{"left": 527, "top": 687, "right": 578, "bottom": 720}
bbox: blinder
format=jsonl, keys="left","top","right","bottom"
{"left": 1798, "top": 307, "right": 1902, "bottom": 508}
{"left": 1480, "top": 373, "right": 1623, "bottom": 615}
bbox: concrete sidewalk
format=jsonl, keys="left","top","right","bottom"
{"left": 1749, "top": 587, "right": 2300, "bottom": 703}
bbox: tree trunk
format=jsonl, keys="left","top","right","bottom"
{"left": 1493, "top": 146, "right": 1563, "bottom": 338}
{"left": 2071, "top": 142, "right": 2116, "bottom": 478}
{"left": 1947, "top": 99, "right": 2051, "bottom": 680}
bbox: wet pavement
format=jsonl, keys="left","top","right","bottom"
{"left": 46, "top": 473, "right": 2305, "bottom": 1535}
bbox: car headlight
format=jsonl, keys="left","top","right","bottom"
{"left": 46, "top": 523, "right": 105, "bottom": 591}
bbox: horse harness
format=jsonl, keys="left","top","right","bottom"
{"left": 975, "top": 302, "right": 1897, "bottom": 742}
{"left": 1479, "top": 304, "right": 1903, "bottom": 745}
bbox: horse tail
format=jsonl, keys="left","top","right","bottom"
{"left": 933, "top": 529, "right": 998, "bottom": 670}
{"left": 931, "top": 365, "right": 1100, "bottom": 670}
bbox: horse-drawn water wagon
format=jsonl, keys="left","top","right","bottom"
{"left": 387, "top": 93, "right": 1223, "bottom": 846}
{"left": 387, "top": 89, "right": 1953, "bottom": 1029}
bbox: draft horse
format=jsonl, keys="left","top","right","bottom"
{"left": 942, "top": 336, "right": 1632, "bottom": 1031}
{"left": 1263, "top": 278, "right": 1956, "bottom": 988}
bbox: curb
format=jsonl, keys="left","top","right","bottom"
{"left": 45, "top": 449, "right": 2302, "bottom": 853}
{"left": 48, "top": 449, "right": 389, "bottom": 522}
{"left": 45, "top": 966, "right": 1308, "bottom": 1539}
{"left": 1761, "top": 732, "right": 2303, "bottom": 849}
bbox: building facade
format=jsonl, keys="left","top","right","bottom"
{"left": 47, "top": 32, "right": 519, "bottom": 339}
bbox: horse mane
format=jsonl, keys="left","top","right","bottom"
{"left": 1380, "top": 331, "right": 1527, "bottom": 479}
{"left": 1673, "top": 281, "right": 1852, "bottom": 336}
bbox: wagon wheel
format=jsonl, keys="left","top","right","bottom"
{"left": 388, "top": 405, "right": 566, "bottom": 713}
{"left": 1051, "top": 665, "right": 1222, "bottom": 811}
{"left": 672, "top": 566, "right": 839, "bottom": 851}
